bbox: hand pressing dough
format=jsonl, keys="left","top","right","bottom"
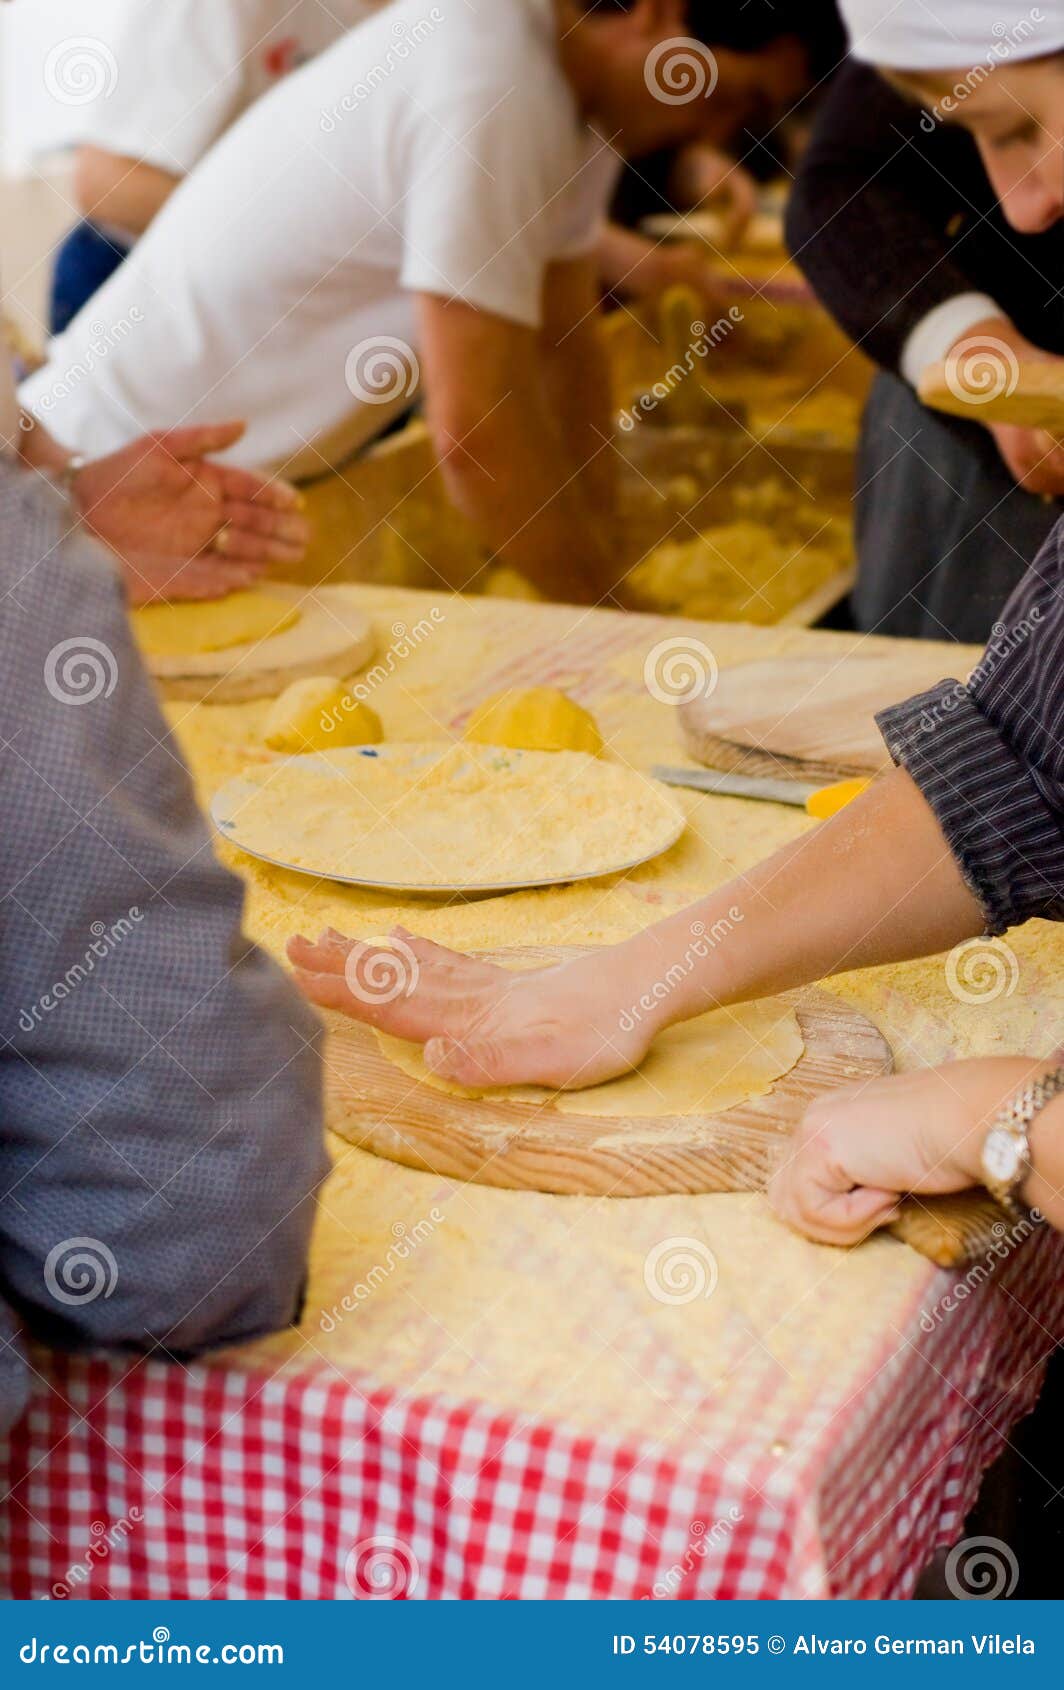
{"left": 376, "top": 997, "right": 803, "bottom": 1119}
{"left": 132, "top": 590, "right": 301, "bottom": 658}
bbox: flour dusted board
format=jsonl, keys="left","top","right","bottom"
{"left": 680, "top": 651, "right": 961, "bottom": 782}
{"left": 324, "top": 946, "right": 892, "bottom": 1196}
{"left": 140, "top": 583, "right": 376, "bottom": 702}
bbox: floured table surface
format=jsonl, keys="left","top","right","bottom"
{"left": 160, "top": 589, "right": 1064, "bottom": 1443}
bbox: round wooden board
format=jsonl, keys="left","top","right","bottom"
{"left": 679, "top": 651, "right": 961, "bottom": 783}
{"left": 143, "top": 583, "right": 376, "bottom": 702}
{"left": 323, "top": 946, "right": 893, "bottom": 1198}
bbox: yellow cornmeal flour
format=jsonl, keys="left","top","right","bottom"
{"left": 221, "top": 742, "right": 683, "bottom": 888}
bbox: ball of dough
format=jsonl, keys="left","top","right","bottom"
{"left": 481, "top": 564, "right": 542, "bottom": 601}
{"left": 464, "top": 686, "right": 603, "bottom": 756}
{"left": 263, "top": 676, "right": 382, "bottom": 754}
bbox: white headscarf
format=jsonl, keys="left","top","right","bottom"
{"left": 838, "top": 1, "right": 1064, "bottom": 71}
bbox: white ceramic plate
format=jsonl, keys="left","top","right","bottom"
{"left": 211, "top": 743, "right": 686, "bottom": 895}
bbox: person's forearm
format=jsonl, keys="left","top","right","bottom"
{"left": 431, "top": 390, "right": 619, "bottom": 603}
{"left": 542, "top": 317, "right": 617, "bottom": 521}
{"left": 614, "top": 767, "right": 985, "bottom": 1030}
{"left": 74, "top": 145, "right": 179, "bottom": 238}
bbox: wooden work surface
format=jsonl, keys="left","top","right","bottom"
{"left": 166, "top": 587, "right": 1064, "bottom": 1447}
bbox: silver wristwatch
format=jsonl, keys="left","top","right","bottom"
{"left": 981, "top": 1066, "right": 1064, "bottom": 1215}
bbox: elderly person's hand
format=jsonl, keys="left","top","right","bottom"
{"left": 71, "top": 421, "right": 310, "bottom": 603}
{"left": 767, "top": 1058, "right": 1042, "bottom": 1247}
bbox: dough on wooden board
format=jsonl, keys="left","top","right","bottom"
{"left": 132, "top": 590, "right": 301, "bottom": 658}
{"left": 376, "top": 998, "right": 804, "bottom": 1119}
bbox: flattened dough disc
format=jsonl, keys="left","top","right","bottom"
{"left": 324, "top": 945, "right": 893, "bottom": 1198}
{"left": 140, "top": 582, "right": 376, "bottom": 702}
{"left": 679, "top": 651, "right": 962, "bottom": 782}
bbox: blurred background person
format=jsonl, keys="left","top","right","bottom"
{"left": 787, "top": 53, "right": 1064, "bottom": 642}
{"left": 50, "top": 0, "right": 375, "bottom": 333}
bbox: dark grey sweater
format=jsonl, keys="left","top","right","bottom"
{"left": 0, "top": 461, "right": 328, "bottom": 1434}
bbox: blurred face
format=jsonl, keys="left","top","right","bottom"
{"left": 890, "top": 58, "right": 1064, "bottom": 234}
{"left": 566, "top": 1, "right": 808, "bottom": 157}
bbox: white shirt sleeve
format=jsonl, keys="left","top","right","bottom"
{"left": 81, "top": 0, "right": 265, "bottom": 175}
{"left": 900, "top": 292, "right": 1006, "bottom": 388}
{"left": 398, "top": 90, "right": 612, "bottom": 328}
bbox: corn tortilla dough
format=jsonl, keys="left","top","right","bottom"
{"left": 222, "top": 743, "right": 684, "bottom": 888}
{"left": 132, "top": 590, "right": 301, "bottom": 658}
{"left": 376, "top": 998, "right": 804, "bottom": 1119}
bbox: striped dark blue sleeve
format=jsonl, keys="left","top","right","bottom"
{"left": 876, "top": 517, "right": 1064, "bottom": 935}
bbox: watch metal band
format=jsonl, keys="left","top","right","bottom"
{"left": 982, "top": 1065, "right": 1064, "bottom": 1214}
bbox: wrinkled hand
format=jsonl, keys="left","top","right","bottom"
{"left": 683, "top": 147, "right": 759, "bottom": 249}
{"left": 767, "top": 1061, "right": 1035, "bottom": 1247}
{"left": 73, "top": 422, "right": 310, "bottom": 604}
{"left": 288, "top": 927, "right": 649, "bottom": 1090}
{"left": 990, "top": 421, "right": 1064, "bottom": 497}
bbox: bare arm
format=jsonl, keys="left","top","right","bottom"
{"left": 74, "top": 144, "right": 180, "bottom": 239}
{"left": 539, "top": 258, "right": 617, "bottom": 534}
{"left": 289, "top": 766, "right": 985, "bottom": 1090}
{"left": 416, "top": 290, "right": 618, "bottom": 603}
{"left": 623, "top": 766, "right": 982, "bottom": 1031}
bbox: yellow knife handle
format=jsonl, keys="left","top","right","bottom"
{"left": 804, "top": 777, "right": 872, "bottom": 820}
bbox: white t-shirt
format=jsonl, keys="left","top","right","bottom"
{"left": 22, "top": 0, "right": 619, "bottom": 474}
{"left": 83, "top": 0, "right": 374, "bottom": 176}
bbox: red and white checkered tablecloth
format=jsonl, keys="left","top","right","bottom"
{"left": 2, "top": 1226, "right": 1061, "bottom": 1602}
